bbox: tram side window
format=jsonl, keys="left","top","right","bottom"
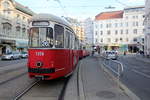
{"left": 70, "top": 34, "right": 73, "bottom": 49}
{"left": 46, "top": 28, "right": 53, "bottom": 48}
{"left": 65, "top": 30, "right": 70, "bottom": 48}
{"left": 75, "top": 38, "right": 78, "bottom": 50}
{"left": 54, "top": 24, "right": 64, "bottom": 48}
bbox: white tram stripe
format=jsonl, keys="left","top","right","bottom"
{"left": 55, "top": 68, "right": 65, "bottom": 72}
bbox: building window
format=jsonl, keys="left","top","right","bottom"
{"left": 106, "top": 24, "right": 109, "bottom": 28}
{"left": 120, "top": 38, "right": 123, "bottom": 42}
{"left": 133, "top": 16, "right": 135, "bottom": 19}
{"left": 101, "top": 38, "right": 103, "bottom": 42}
{"left": 120, "top": 30, "right": 123, "bottom": 34}
{"left": 22, "top": 28, "right": 26, "bottom": 33}
{"left": 107, "top": 30, "right": 111, "bottom": 35}
{"left": 133, "top": 22, "right": 135, "bottom": 26}
{"left": 136, "top": 16, "right": 138, "bottom": 19}
{"left": 133, "top": 38, "right": 137, "bottom": 42}
{"left": 23, "top": 16, "right": 26, "bottom": 20}
{"left": 126, "top": 22, "right": 128, "bottom": 27}
{"left": 100, "top": 24, "right": 103, "bottom": 28}
{"left": 126, "top": 38, "right": 129, "bottom": 42}
{"left": 95, "top": 39, "right": 98, "bottom": 42}
{"left": 143, "top": 29, "right": 145, "bottom": 33}
{"left": 3, "top": 1, "right": 10, "bottom": 9}
{"left": 136, "top": 22, "right": 138, "bottom": 26}
{"left": 115, "top": 38, "right": 118, "bottom": 42}
{"left": 95, "top": 24, "right": 98, "bottom": 29}
{"left": 143, "top": 15, "right": 145, "bottom": 18}
{"left": 115, "top": 23, "right": 118, "bottom": 27}
{"left": 100, "top": 31, "right": 103, "bottom": 35}
{"left": 107, "top": 38, "right": 111, "bottom": 42}
{"left": 17, "top": 14, "right": 20, "bottom": 18}
{"left": 126, "top": 29, "right": 128, "bottom": 34}
{"left": 109, "top": 23, "right": 111, "bottom": 28}
{"left": 2, "top": 23, "right": 12, "bottom": 36}
{"left": 133, "top": 29, "right": 137, "bottom": 34}
{"left": 16, "top": 26, "right": 21, "bottom": 32}
{"left": 120, "top": 23, "right": 123, "bottom": 27}
{"left": 95, "top": 31, "right": 98, "bottom": 35}
{"left": 115, "top": 30, "right": 118, "bottom": 35}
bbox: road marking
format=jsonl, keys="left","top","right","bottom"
{"left": 132, "top": 69, "right": 150, "bottom": 79}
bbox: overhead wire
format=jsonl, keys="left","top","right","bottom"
{"left": 114, "top": 0, "right": 130, "bottom": 7}
{"left": 53, "top": 0, "right": 68, "bottom": 17}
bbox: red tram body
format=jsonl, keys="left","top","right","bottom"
{"left": 27, "top": 14, "right": 88, "bottom": 80}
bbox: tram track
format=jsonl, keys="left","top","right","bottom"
{"left": 13, "top": 80, "right": 40, "bottom": 100}
{"left": 58, "top": 77, "right": 70, "bottom": 100}
{"left": 12, "top": 77, "right": 69, "bottom": 100}
{"left": 0, "top": 72, "right": 27, "bottom": 86}
{"left": 0, "top": 67, "right": 26, "bottom": 75}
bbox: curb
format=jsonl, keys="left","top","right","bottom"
{"left": 78, "top": 61, "right": 85, "bottom": 100}
{"left": 101, "top": 63, "right": 141, "bottom": 100}
{"left": 63, "top": 60, "right": 85, "bottom": 100}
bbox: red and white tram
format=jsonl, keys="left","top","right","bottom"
{"left": 27, "top": 14, "right": 83, "bottom": 80}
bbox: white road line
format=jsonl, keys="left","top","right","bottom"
{"left": 132, "top": 69, "right": 150, "bottom": 79}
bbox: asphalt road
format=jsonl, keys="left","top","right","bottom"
{"left": 118, "top": 55, "right": 150, "bottom": 100}
{"left": 0, "top": 58, "right": 68, "bottom": 100}
{"left": 0, "top": 58, "right": 27, "bottom": 67}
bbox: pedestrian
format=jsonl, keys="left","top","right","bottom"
{"left": 124, "top": 51, "right": 126, "bottom": 55}
{"left": 91, "top": 50, "right": 94, "bottom": 56}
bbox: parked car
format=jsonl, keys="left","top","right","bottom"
{"left": 1, "top": 51, "right": 21, "bottom": 60}
{"left": 104, "top": 51, "right": 118, "bottom": 60}
{"left": 20, "top": 52, "right": 28, "bottom": 58}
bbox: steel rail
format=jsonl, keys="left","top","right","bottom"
{"left": 13, "top": 80, "right": 40, "bottom": 100}
{"left": 0, "top": 72, "right": 27, "bottom": 85}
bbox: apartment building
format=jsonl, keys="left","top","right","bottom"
{"left": 144, "top": 0, "right": 150, "bottom": 56}
{"left": 0, "top": 0, "right": 34, "bottom": 55}
{"left": 94, "top": 6, "right": 145, "bottom": 52}
{"left": 84, "top": 18, "right": 94, "bottom": 45}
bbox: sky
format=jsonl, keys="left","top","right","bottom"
{"left": 15, "top": 0, "right": 145, "bottom": 20}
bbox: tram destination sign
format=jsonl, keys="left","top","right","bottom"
{"left": 32, "top": 21, "right": 49, "bottom": 26}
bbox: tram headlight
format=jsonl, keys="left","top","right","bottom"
{"left": 36, "top": 61, "right": 43, "bottom": 67}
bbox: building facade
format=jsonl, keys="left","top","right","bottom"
{"left": 144, "top": 0, "right": 150, "bottom": 56}
{"left": 65, "top": 17, "right": 85, "bottom": 42}
{"left": 94, "top": 6, "right": 145, "bottom": 53}
{"left": 73, "top": 24, "right": 85, "bottom": 42}
{"left": 83, "top": 18, "right": 94, "bottom": 45}
{"left": 0, "top": 0, "right": 34, "bottom": 55}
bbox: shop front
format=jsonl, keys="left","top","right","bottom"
{"left": 0, "top": 39, "right": 15, "bottom": 55}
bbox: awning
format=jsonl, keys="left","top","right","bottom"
{"left": 16, "top": 40, "right": 28, "bottom": 48}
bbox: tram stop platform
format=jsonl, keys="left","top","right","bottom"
{"left": 64, "top": 55, "right": 140, "bottom": 100}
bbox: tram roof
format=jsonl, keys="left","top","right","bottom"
{"left": 30, "top": 13, "right": 72, "bottom": 28}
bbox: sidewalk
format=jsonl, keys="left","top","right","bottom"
{"left": 64, "top": 56, "right": 139, "bottom": 100}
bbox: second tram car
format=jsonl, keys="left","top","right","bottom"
{"left": 27, "top": 14, "right": 87, "bottom": 80}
